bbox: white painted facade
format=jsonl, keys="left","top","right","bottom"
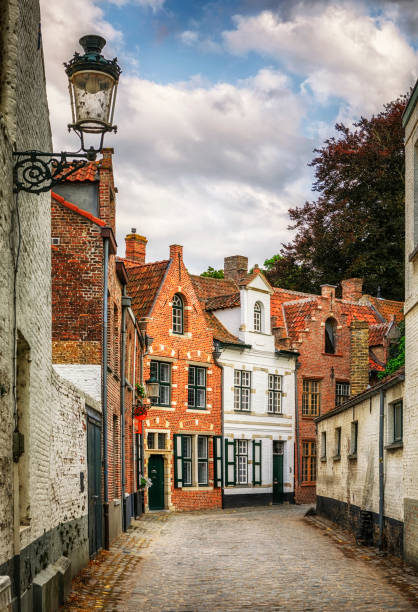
{"left": 214, "top": 273, "right": 296, "bottom": 505}
{"left": 53, "top": 364, "right": 101, "bottom": 402}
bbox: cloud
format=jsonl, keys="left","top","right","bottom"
{"left": 108, "top": 0, "right": 165, "bottom": 10}
{"left": 223, "top": 6, "right": 417, "bottom": 116}
{"left": 179, "top": 30, "right": 199, "bottom": 45}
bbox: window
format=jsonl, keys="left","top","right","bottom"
{"left": 51, "top": 236, "right": 60, "bottom": 245}
{"left": 350, "top": 422, "right": 358, "bottom": 455}
{"left": 254, "top": 301, "right": 262, "bottom": 332}
{"left": 268, "top": 374, "right": 282, "bottom": 414}
{"left": 188, "top": 366, "right": 206, "bottom": 409}
{"left": 302, "top": 441, "right": 316, "bottom": 482}
{"left": 198, "top": 436, "right": 208, "bottom": 485}
{"left": 182, "top": 436, "right": 192, "bottom": 486}
{"left": 158, "top": 433, "right": 166, "bottom": 450}
{"left": 321, "top": 431, "right": 327, "bottom": 459}
{"left": 335, "top": 427, "right": 342, "bottom": 457}
{"left": 336, "top": 381, "right": 350, "bottom": 406}
{"left": 172, "top": 293, "right": 183, "bottom": 334}
{"left": 302, "top": 380, "right": 320, "bottom": 416}
{"left": 325, "top": 318, "right": 337, "bottom": 354}
{"left": 236, "top": 440, "right": 248, "bottom": 484}
{"left": 147, "top": 432, "right": 155, "bottom": 449}
{"left": 150, "top": 361, "right": 171, "bottom": 406}
{"left": 234, "top": 370, "right": 251, "bottom": 411}
{"left": 393, "top": 400, "right": 403, "bottom": 442}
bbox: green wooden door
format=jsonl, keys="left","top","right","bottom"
{"left": 273, "top": 454, "right": 284, "bottom": 504}
{"left": 87, "top": 413, "right": 102, "bottom": 556}
{"left": 148, "top": 455, "right": 164, "bottom": 510}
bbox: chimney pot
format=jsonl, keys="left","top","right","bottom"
{"left": 125, "top": 230, "right": 147, "bottom": 264}
{"left": 342, "top": 278, "right": 363, "bottom": 301}
{"left": 224, "top": 255, "right": 248, "bottom": 284}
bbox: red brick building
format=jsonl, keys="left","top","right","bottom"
{"left": 51, "top": 151, "right": 142, "bottom": 552}
{"left": 123, "top": 232, "right": 222, "bottom": 511}
{"left": 271, "top": 279, "right": 403, "bottom": 503}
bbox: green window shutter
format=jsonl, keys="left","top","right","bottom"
{"left": 253, "top": 439, "right": 262, "bottom": 485}
{"left": 213, "top": 436, "right": 223, "bottom": 488}
{"left": 173, "top": 434, "right": 183, "bottom": 488}
{"left": 225, "top": 438, "right": 236, "bottom": 486}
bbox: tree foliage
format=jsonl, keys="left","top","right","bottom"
{"left": 268, "top": 96, "right": 407, "bottom": 299}
{"left": 263, "top": 254, "right": 316, "bottom": 293}
{"left": 201, "top": 266, "right": 224, "bottom": 279}
{"left": 378, "top": 321, "right": 405, "bottom": 379}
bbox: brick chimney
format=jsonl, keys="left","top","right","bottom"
{"left": 125, "top": 228, "right": 147, "bottom": 263}
{"left": 320, "top": 284, "right": 336, "bottom": 299}
{"left": 342, "top": 278, "right": 363, "bottom": 302}
{"left": 224, "top": 256, "right": 248, "bottom": 284}
{"left": 98, "top": 148, "right": 115, "bottom": 232}
{"left": 350, "top": 319, "right": 369, "bottom": 396}
{"left": 170, "top": 244, "right": 183, "bottom": 261}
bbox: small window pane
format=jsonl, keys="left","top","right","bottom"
{"left": 188, "top": 387, "right": 195, "bottom": 407}
{"left": 147, "top": 432, "right": 155, "bottom": 449}
{"left": 234, "top": 370, "right": 241, "bottom": 386}
{"left": 241, "top": 371, "right": 250, "bottom": 387}
{"left": 160, "top": 363, "right": 170, "bottom": 382}
{"left": 160, "top": 385, "right": 170, "bottom": 405}
{"left": 198, "top": 436, "right": 207, "bottom": 459}
{"left": 241, "top": 388, "right": 250, "bottom": 411}
{"left": 196, "top": 367, "right": 205, "bottom": 386}
{"left": 188, "top": 367, "right": 195, "bottom": 385}
{"left": 196, "top": 388, "right": 205, "bottom": 408}
{"left": 234, "top": 388, "right": 241, "bottom": 410}
{"left": 158, "top": 433, "right": 166, "bottom": 450}
{"left": 198, "top": 462, "right": 208, "bottom": 485}
{"left": 183, "top": 436, "right": 191, "bottom": 458}
{"left": 183, "top": 461, "right": 192, "bottom": 485}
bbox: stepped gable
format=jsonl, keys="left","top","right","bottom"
{"left": 125, "top": 259, "right": 170, "bottom": 319}
{"left": 190, "top": 274, "right": 237, "bottom": 302}
{"left": 367, "top": 296, "right": 404, "bottom": 323}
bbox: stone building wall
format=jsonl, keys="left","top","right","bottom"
{"left": 316, "top": 379, "right": 405, "bottom": 556}
{"left": 403, "top": 85, "right": 418, "bottom": 569}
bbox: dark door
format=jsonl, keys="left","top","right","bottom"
{"left": 87, "top": 413, "right": 102, "bottom": 556}
{"left": 273, "top": 442, "right": 284, "bottom": 504}
{"left": 148, "top": 454, "right": 164, "bottom": 510}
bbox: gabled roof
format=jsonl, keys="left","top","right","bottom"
{"left": 205, "top": 292, "right": 240, "bottom": 311}
{"left": 366, "top": 296, "right": 404, "bottom": 323}
{"left": 337, "top": 301, "right": 382, "bottom": 326}
{"left": 238, "top": 266, "right": 272, "bottom": 290}
{"left": 51, "top": 191, "right": 105, "bottom": 227}
{"left": 203, "top": 311, "right": 242, "bottom": 345}
{"left": 63, "top": 162, "right": 99, "bottom": 182}
{"left": 369, "top": 322, "right": 390, "bottom": 347}
{"left": 271, "top": 287, "right": 314, "bottom": 327}
{"left": 125, "top": 260, "right": 170, "bottom": 319}
{"left": 282, "top": 299, "right": 318, "bottom": 336}
{"left": 190, "top": 275, "right": 237, "bottom": 301}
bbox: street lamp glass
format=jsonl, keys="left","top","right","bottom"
{"left": 71, "top": 70, "right": 116, "bottom": 133}
{"left": 146, "top": 378, "right": 160, "bottom": 400}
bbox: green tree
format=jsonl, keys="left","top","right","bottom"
{"left": 279, "top": 95, "right": 407, "bottom": 300}
{"left": 201, "top": 266, "right": 224, "bottom": 279}
{"left": 263, "top": 254, "right": 316, "bottom": 293}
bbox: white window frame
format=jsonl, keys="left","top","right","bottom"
{"left": 236, "top": 440, "right": 248, "bottom": 484}
{"left": 234, "top": 370, "right": 251, "bottom": 411}
{"left": 254, "top": 301, "right": 262, "bottom": 332}
{"left": 268, "top": 374, "right": 282, "bottom": 414}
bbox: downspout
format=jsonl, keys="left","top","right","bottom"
{"left": 294, "top": 361, "right": 301, "bottom": 499}
{"left": 102, "top": 237, "right": 110, "bottom": 550}
{"left": 212, "top": 346, "right": 224, "bottom": 508}
{"left": 120, "top": 288, "right": 131, "bottom": 531}
{"left": 379, "top": 387, "right": 385, "bottom": 550}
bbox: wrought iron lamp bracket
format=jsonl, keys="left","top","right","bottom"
{"left": 13, "top": 149, "right": 96, "bottom": 194}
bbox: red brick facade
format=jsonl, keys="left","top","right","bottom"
{"left": 125, "top": 239, "right": 222, "bottom": 511}
{"left": 51, "top": 152, "right": 141, "bottom": 544}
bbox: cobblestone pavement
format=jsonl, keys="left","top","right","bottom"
{"left": 62, "top": 505, "right": 418, "bottom": 612}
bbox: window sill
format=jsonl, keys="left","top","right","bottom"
{"left": 408, "top": 243, "right": 418, "bottom": 262}
{"left": 186, "top": 408, "right": 210, "bottom": 413}
{"left": 385, "top": 441, "right": 403, "bottom": 451}
{"left": 177, "top": 486, "right": 213, "bottom": 491}
{"left": 266, "top": 411, "right": 284, "bottom": 416}
{"left": 333, "top": 455, "right": 341, "bottom": 462}
{"left": 234, "top": 409, "right": 252, "bottom": 413}
{"left": 169, "top": 331, "right": 192, "bottom": 339}
{"left": 150, "top": 405, "right": 174, "bottom": 411}
{"left": 347, "top": 453, "right": 357, "bottom": 461}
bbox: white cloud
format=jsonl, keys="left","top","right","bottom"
{"left": 179, "top": 30, "right": 199, "bottom": 46}
{"left": 108, "top": 0, "right": 165, "bottom": 10}
{"left": 223, "top": 6, "right": 417, "bottom": 116}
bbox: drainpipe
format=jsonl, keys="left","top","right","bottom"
{"left": 212, "top": 344, "right": 224, "bottom": 507}
{"left": 102, "top": 237, "right": 110, "bottom": 549}
{"left": 379, "top": 387, "right": 385, "bottom": 550}
{"left": 120, "top": 288, "right": 131, "bottom": 531}
{"left": 294, "top": 361, "right": 301, "bottom": 498}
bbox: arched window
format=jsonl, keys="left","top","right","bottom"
{"left": 172, "top": 294, "right": 183, "bottom": 334}
{"left": 254, "top": 301, "right": 263, "bottom": 332}
{"left": 325, "top": 318, "right": 337, "bottom": 354}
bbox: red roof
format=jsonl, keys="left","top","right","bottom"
{"left": 369, "top": 323, "right": 390, "bottom": 346}
{"left": 369, "top": 355, "right": 385, "bottom": 371}
{"left": 63, "top": 162, "right": 98, "bottom": 182}
{"left": 190, "top": 275, "right": 237, "bottom": 301}
{"left": 51, "top": 191, "right": 105, "bottom": 227}
{"left": 125, "top": 260, "right": 170, "bottom": 319}
{"left": 271, "top": 288, "right": 314, "bottom": 327}
{"left": 337, "top": 301, "right": 381, "bottom": 326}
{"left": 282, "top": 299, "right": 318, "bottom": 336}
{"left": 367, "top": 296, "right": 404, "bottom": 323}
{"left": 206, "top": 292, "right": 240, "bottom": 311}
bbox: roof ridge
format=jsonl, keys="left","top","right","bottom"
{"left": 283, "top": 297, "right": 317, "bottom": 306}
{"left": 123, "top": 258, "right": 170, "bottom": 267}
{"left": 273, "top": 287, "right": 317, "bottom": 298}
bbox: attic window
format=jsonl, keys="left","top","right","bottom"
{"left": 325, "top": 318, "right": 337, "bottom": 354}
{"left": 254, "top": 301, "right": 263, "bottom": 332}
{"left": 51, "top": 237, "right": 60, "bottom": 245}
{"left": 172, "top": 293, "right": 183, "bottom": 334}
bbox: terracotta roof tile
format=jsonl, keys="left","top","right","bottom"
{"left": 369, "top": 354, "right": 385, "bottom": 371}
{"left": 125, "top": 259, "right": 170, "bottom": 319}
{"left": 63, "top": 162, "right": 99, "bottom": 182}
{"left": 271, "top": 288, "right": 315, "bottom": 327}
{"left": 367, "top": 296, "right": 404, "bottom": 323}
{"left": 205, "top": 292, "right": 240, "bottom": 311}
{"left": 204, "top": 311, "right": 241, "bottom": 344}
{"left": 369, "top": 323, "right": 390, "bottom": 346}
{"left": 51, "top": 191, "right": 106, "bottom": 227}
{"left": 337, "top": 301, "right": 382, "bottom": 326}
{"left": 190, "top": 275, "right": 237, "bottom": 301}
{"left": 282, "top": 299, "right": 318, "bottom": 337}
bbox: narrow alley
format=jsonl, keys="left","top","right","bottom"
{"left": 62, "top": 506, "right": 418, "bottom": 612}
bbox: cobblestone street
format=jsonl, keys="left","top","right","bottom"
{"left": 62, "top": 505, "right": 418, "bottom": 612}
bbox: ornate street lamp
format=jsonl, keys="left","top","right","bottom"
{"left": 145, "top": 375, "right": 160, "bottom": 402}
{"left": 13, "top": 35, "right": 121, "bottom": 194}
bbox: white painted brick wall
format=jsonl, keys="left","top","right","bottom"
{"left": 53, "top": 365, "right": 101, "bottom": 402}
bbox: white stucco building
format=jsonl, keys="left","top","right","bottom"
{"left": 193, "top": 259, "right": 297, "bottom": 507}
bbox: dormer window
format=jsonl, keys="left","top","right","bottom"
{"left": 254, "top": 301, "right": 263, "bottom": 332}
{"left": 325, "top": 318, "right": 337, "bottom": 354}
{"left": 172, "top": 294, "right": 183, "bottom": 334}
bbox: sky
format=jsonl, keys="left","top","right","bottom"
{"left": 39, "top": 0, "right": 418, "bottom": 273}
